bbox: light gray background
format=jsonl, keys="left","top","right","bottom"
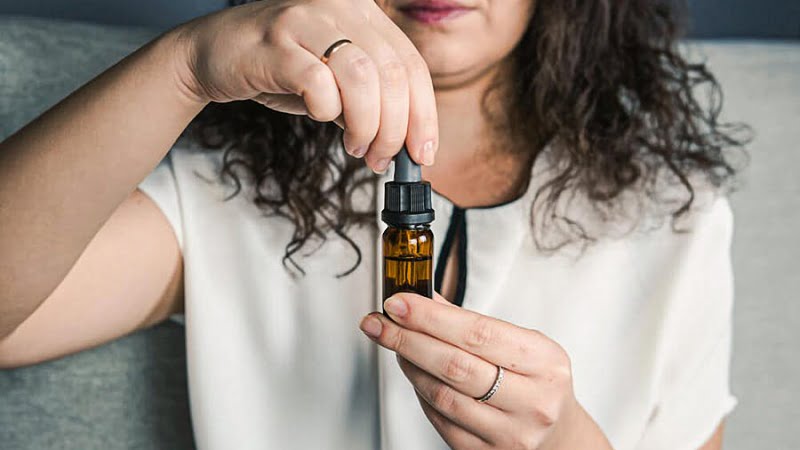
{"left": 0, "top": 2, "right": 798, "bottom": 450}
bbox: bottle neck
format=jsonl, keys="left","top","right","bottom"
{"left": 387, "top": 222, "right": 431, "bottom": 231}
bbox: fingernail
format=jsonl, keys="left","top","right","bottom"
{"left": 352, "top": 145, "right": 367, "bottom": 158}
{"left": 360, "top": 316, "right": 383, "bottom": 338}
{"left": 384, "top": 297, "right": 408, "bottom": 318}
{"left": 374, "top": 158, "right": 391, "bottom": 173}
{"left": 421, "top": 140, "right": 435, "bottom": 166}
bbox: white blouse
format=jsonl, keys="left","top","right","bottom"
{"left": 138, "top": 142, "right": 736, "bottom": 450}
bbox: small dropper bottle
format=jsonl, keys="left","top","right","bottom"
{"left": 381, "top": 146, "right": 435, "bottom": 317}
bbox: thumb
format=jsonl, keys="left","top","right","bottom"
{"left": 432, "top": 291, "right": 457, "bottom": 307}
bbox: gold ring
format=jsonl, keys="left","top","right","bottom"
{"left": 321, "top": 38, "right": 352, "bottom": 64}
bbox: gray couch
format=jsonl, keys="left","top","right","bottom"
{"left": 1, "top": 14, "right": 798, "bottom": 450}
{"left": 0, "top": 18, "right": 194, "bottom": 450}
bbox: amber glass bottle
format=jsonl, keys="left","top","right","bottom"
{"left": 381, "top": 146, "right": 435, "bottom": 317}
{"left": 382, "top": 225, "right": 433, "bottom": 299}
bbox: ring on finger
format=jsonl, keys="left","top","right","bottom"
{"left": 475, "top": 365, "right": 505, "bottom": 403}
{"left": 320, "top": 38, "right": 352, "bottom": 64}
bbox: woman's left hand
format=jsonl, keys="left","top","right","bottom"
{"left": 359, "top": 292, "right": 614, "bottom": 450}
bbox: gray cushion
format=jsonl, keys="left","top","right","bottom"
{"left": 0, "top": 16, "right": 157, "bottom": 139}
{"left": 0, "top": 323, "right": 195, "bottom": 450}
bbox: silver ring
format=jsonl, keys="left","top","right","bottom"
{"left": 475, "top": 365, "right": 504, "bottom": 403}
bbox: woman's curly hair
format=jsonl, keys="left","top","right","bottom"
{"left": 183, "top": 0, "right": 748, "bottom": 276}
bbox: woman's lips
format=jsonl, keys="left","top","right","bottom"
{"left": 399, "top": 1, "right": 473, "bottom": 24}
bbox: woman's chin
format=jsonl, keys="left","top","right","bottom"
{"left": 428, "top": 69, "right": 478, "bottom": 90}
{"left": 403, "top": 36, "right": 498, "bottom": 88}
{"left": 426, "top": 59, "right": 503, "bottom": 91}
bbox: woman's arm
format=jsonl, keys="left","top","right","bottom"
{"left": 0, "top": 189, "right": 183, "bottom": 368}
{"left": 699, "top": 422, "right": 725, "bottom": 450}
{"left": 0, "top": 28, "right": 204, "bottom": 339}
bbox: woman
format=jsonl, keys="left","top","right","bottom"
{"left": 0, "top": 0, "right": 746, "bottom": 448}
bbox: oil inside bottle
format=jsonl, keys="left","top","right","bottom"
{"left": 382, "top": 226, "right": 433, "bottom": 301}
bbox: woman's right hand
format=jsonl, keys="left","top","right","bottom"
{"left": 173, "top": 0, "right": 439, "bottom": 171}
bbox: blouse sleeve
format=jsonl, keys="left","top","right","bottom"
{"left": 137, "top": 148, "right": 186, "bottom": 325}
{"left": 635, "top": 196, "right": 737, "bottom": 450}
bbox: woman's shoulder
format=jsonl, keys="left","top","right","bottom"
{"left": 629, "top": 188, "right": 734, "bottom": 255}
{"left": 156, "top": 141, "right": 257, "bottom": 202}
{"left": 524, "top": 145, "right": 734, "bottom": 256}
{"left": 138, "top": 142, "right": 271, "bottom": 235}
{"left": 163, "top": 139, "right": 225, "bottom": 177}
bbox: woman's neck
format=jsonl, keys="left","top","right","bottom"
{"left": 422, "top": 62, "right": 532, "bottom": 209}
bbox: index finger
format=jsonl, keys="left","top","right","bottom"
{"left": 384, "top": 292, "right": 546, "bottom": 374}
{"left": 371, "top": 13, "right": 439, "bottom": 166}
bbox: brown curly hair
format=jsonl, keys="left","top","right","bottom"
{"left": 182, "top": 0, "right": 748, "bottom": 276}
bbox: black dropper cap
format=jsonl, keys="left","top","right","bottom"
{"left": 381, "top": 146, "right": 435, "bottom": 227}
